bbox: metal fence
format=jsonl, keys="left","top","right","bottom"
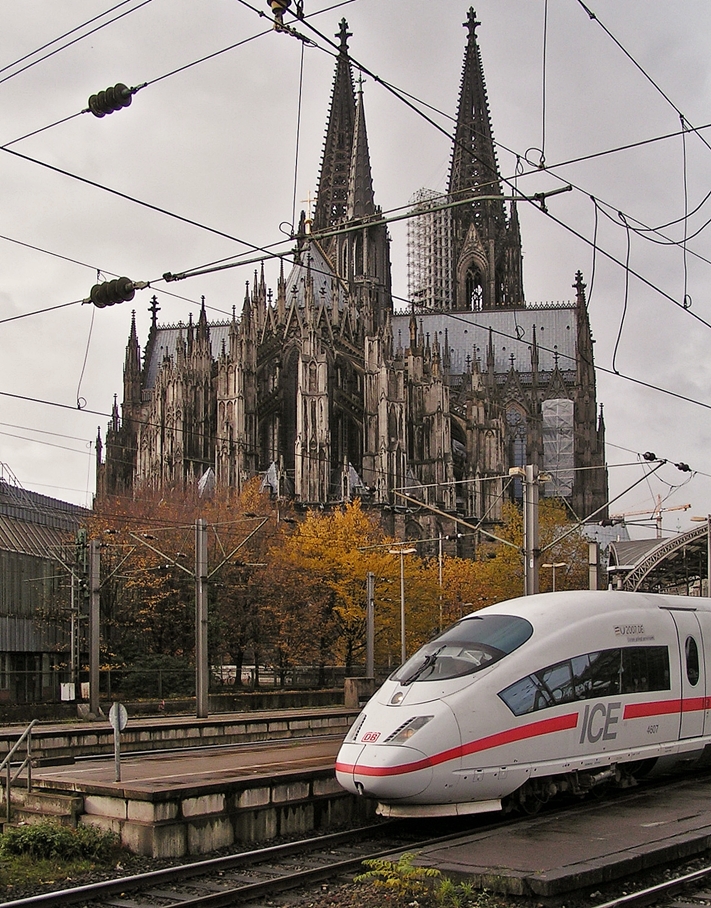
{"left": 0, "top": 664, "right": 367, "bottom": 704}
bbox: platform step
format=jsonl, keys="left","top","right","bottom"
{"left": 8, "top": 805, "right": 77, "bottom": 827}
{"left": 8, "top": 789, "right": 83, "bottom": 823}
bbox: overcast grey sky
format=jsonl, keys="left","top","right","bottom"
{"left": 2, "top": 0, "right": 711, "bottom": 537}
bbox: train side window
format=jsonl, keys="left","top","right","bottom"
{"left": 646, "top": 646, "right": 670, "bottom": 690}
{"left": 621, "top": 648, "right": 645, "bottom": 694}
{"left": 621, "top": 646, "right": 671, "bottom": 693}
{"left": 498, "top": 675, "right": 551, "bottom": 716}
{"left": 571, "top": 653, "right": 594, "bottom": 698}
{"left": 537, "top": 660, "right": 575, "bottom": 704}
{"left": 500, "top": 646, "right": 672, "bottom": 718}
{"left": 685, "top": 637, "right": 700, "bottom": 686}
{"left": 585, "top": 649, "right": 621, "bottom": 697}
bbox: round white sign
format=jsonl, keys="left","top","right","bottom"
{"left": 109, "top": 702, "right": 128, "bottom": 732}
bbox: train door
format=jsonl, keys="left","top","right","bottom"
{"left": 668, "top": 609, "right": 705, "bottom": 738}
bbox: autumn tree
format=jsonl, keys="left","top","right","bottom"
{"left": 88, "top": 480, "right": 275, "bottom": 691}
{"left": 437, "top": 499, "right": 591, "bottom": 627}
{"left": 259, "top": 502, "right": 444, "bottom": 678}
{"left": 261, "top": 501, "right": 392, "bottom": 679}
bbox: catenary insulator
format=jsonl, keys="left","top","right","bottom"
{"left": 88, "top": 83, "right": 132, "bottom": 118}
{"left": 90, "top": 277, "right": 136, "bottom": 308}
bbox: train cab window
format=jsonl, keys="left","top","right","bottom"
{"left": 391, "top": 614, "right": 533, "bottom": 685}
{"left": 499, "top": 645, "right": 671, "bottom": 717}
{"left": 685, "top": 637, "right": 700, "bottom": 686}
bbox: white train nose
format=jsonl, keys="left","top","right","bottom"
{"left": 335, "top": 742, "right": 364, "bottom": 795}
{"left": 350, "top": 743, "right": 434, "bottom": 799}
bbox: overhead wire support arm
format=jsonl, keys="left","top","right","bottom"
{"left": 532, "top": 184, "right": 573, "bottom": 212}
{"left": 127, "top": 532, "right": 194, "bottom": 577}
{"left": 161, "top": 186, "right": 573, "bottom": 284}
{"left": 392, "top": 489, "right": 520, "bottom": 551}
{"left": 208, "top": 516, "right": 270, "bottom": 578}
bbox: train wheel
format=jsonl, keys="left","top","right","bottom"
{"left": 516, "top": 780, "right": 547, "bottom": 815}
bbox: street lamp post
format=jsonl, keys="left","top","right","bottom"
{"left": 389, "top": 547, "right": 417, "bottom": 664}
{"left": 542, "top": 561, "right": 566, "bottom": 592}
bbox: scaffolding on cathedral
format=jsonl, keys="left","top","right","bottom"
{"left": 406, "top": 188, "right": 454, "bottom": 312}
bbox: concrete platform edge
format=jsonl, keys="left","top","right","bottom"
{"left": 419, "top": 823, "right": 711, "bottom": 897}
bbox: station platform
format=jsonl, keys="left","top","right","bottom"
{"left": 414, "top": 774, "right": 711, "bottom": 897}
{"left": 0, "top": 706, "right": 358, "bottom": 762}
{"left": 15, "top": 734, "right": 372, "bottom": 859}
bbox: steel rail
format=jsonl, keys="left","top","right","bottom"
{"left": 0, "top": 817, "right": 512, "bottom": 908}
{"left": 591, "top": 863, "right": 711, "bottom": 908}
{"left": 0, "top": 823, "right": 400, "bottom": 908}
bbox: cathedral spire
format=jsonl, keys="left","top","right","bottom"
{"left": 346, "top": 78, "right": 375, "bottom": 220}
{"left": 122, "top": 309, "right": 141, "bottom": 412}
{"left": 277, "top": 258, "right": 286, "bottom": 324}
{"left": 312, "top": 18, "right": 356, "bottom": 233}
{"left": 449, "top": 9, "right": 523, "bottom": 311}
{"left": 448, "top": 9, "right": 503, "bottom": 206}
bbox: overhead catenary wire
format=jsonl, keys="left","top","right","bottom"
{"left": 3, "top": 1, "right": 708, "bottom": 344}
{"left": 0, "top": 0, "right": 154, "bottom": 88}
{"left": 270, "top": 4, "right": 711, "bottom": 341}
{"left": 574, "top": 0, "right": 711, "bottom": 159}
{"left": 4, "top": 3, "right": 711, "bottom": 508}
{"left": 0, "top": 2, "right": 356, "bottom": 150}
{"left": 2, "top": 0, "right": 708, "bottom": 320}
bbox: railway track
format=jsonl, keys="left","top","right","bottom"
{"left": 592, "top": 863, "right": 711, "bottom": 908}
{"left": 0, "top": 822, "right": 458, "bottom": 908}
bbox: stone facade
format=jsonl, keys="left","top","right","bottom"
{"left": 97, "top": 11, "right": 608, "bottom": 531}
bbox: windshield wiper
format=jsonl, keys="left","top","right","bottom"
{"left": 400, "top": 646, "right": 444, "bottom": 686}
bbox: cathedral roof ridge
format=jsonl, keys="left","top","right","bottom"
{"left": 154, "top": 318, "right": 232, "bottom": 331}
{"left": 524, "top": 300, "right": 575, "bottom": 311}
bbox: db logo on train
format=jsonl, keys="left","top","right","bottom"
{"left": 362, "top": 731, "right": 380, "bottom": 742}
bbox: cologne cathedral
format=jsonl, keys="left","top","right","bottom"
{"left": 96, "top": 10, "right": 608, "bottom": 536}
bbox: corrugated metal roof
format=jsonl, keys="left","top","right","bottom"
{"left": 392, "top": 306, "right": 577, "bottom": 377}
{"left": 0, "top": 515, "right": 74, "bottom": 558}
{"left": 0, "top": 481, "right": 88, "bottom": 531}
{"left": 608, "top": 539, "right": 661, "bottom": 570}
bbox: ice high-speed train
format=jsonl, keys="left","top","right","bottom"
{"left": 336, "top": 591, "right": 711, "bottom": 816}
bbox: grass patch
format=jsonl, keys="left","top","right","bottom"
{"left": 0, "top": 853, "right": 102, "bottom": 891}
{"left": 0, "top": 821, "right": 123, "bottom": 893}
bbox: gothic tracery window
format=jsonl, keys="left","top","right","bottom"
{"left": 506, "top": 406, "right": 527, "bottom": 500}
{"left": 465, "top": 265, "right": 484, "bottom": 310}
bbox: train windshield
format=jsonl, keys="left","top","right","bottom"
{"left": 391, "top": 614, "right": 533, "bottom": 684}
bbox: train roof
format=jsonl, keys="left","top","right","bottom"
{"left": 466, "top": 590, "right": 711, "bottom": 629}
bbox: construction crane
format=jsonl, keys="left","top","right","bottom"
{"left": 609, "top": 496, "right": 691, "bottom": 538}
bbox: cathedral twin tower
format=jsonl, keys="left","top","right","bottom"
{"left": 97, "top": 10, "right": 608, "bottom": 534}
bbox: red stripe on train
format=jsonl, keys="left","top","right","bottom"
{"left": 624, "top": 697, "right": 711, "bottom": 719}
{"left": 337, "top": 712, "right": 578, "bottom": 778}
{"left": 337, "top": 696, "right": 711, "bottom": 779}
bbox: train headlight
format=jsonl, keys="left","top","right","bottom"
{"left": 385, "top": 715, "right": 433, "bottom": 744}
{"left": 390, "top": 691, "right": 405, "bottom": 705}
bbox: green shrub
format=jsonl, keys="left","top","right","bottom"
{"left": 0, "top": 821, "right": 119, "bottom": 862}
{"left": 356, "top": 854, "right": 489, "bottom": 908}
{"left": 355, "top": 852, "right": 441, "bottom": 899}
